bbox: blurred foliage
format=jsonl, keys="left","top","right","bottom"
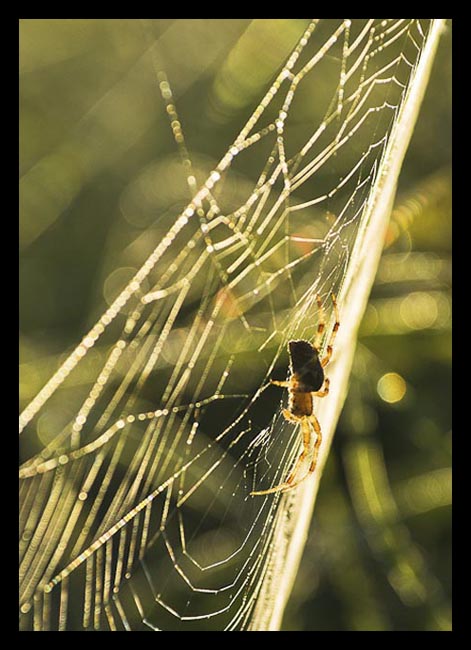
{"left": 20, "top": 19, "right": 451, "bottom": 631}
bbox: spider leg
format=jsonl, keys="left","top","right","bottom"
{"left": 279, "top": 413, "right": 322, "bottom": 492}
{"left": 281, "top": 408, "right": 299, "bottom": 423}
{"left": 250, "top": 481, "right": 292, "bottom": 496}
{"left": 320, "top": 293, "right": 340, "bottom": 368}
{"left": 313, "top": 293, "right": 325, "bottom": 349}
{"left": 284, "top": 417, "right": 311, "bottom": 485}
{"left": 250, "top": 414, "right": 322, "bottom": 496}
{"left": 312, "top": 377, "right": 330, "bottom": 397}
{"left": 270, "top": 379, "right": 290, "bottom": 388}
{"left": 307, "top": 412, "right": 322, "bottom": 473}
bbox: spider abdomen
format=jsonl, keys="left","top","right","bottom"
{"left": 288, "top": 339, "right": 324, "bottom": 392}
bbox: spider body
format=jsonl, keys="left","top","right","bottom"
{"left": 251, "top": 293, "right": 339, "bottom": 496}
{"left": 286, "top": 340, "right": 323, "bottom": 419}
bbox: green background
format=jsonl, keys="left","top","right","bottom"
{"left": 20, "top": 19, "right": 451, "bottom": 631}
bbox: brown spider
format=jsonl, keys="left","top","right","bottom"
{"left": 251, "top": 293, "right": 339, "bottom": 496}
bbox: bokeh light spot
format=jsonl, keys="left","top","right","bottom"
{"left": 377, "top": 372, "right": 407, "bottom": 403}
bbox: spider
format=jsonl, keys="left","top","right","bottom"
{"left": 251, "top": 293, "right": 339, "bottom": 496}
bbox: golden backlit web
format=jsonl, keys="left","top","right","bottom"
{"left": 20, "top": 19, "right": 437, "bottom": 630}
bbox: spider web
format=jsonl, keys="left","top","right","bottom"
{"left": 19, "top": 19, "right": 440, "bottom": 631}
